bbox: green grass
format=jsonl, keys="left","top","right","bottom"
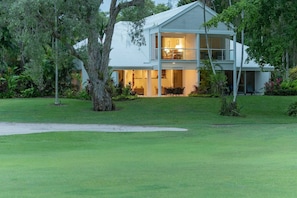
{"left": 1, "top": 96, "right": 297, "bottom": 197}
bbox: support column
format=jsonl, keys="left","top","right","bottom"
{"left": 147, "top": 70, "right": 152, "bottom": 96}
{"left": 233, "top": 34, "right": 237, "bottom": 102}
{"left": 197, "top": 70, "right": 201, "bottom": 88}
{"left": 157, "top": 32, "right": 162, "bottom": 96}
{"left": 244, "top": 71, "right": 247, "bottom": 94}
{"left": 196, "top": 34, "right": 201, "bottom": 86}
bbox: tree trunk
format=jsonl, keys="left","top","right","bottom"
{"left": 80, "top": 0, "right": 144, "bottom": 111}
{"left": 203, "top": 0, "right": 216, "bottom": 75}
{"left": 86, "top": 8, "right": 113, "bottom": 111}
{"left": 91, "top": 80, "right": 113, "bottom": 111}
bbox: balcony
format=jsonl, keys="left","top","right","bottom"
{"left": 153, "top": 48, "right": 234, "bottom": 61}
{"left": 161, "top": 48, "right": 196, "bottom": 60}
{"left": 200, "top": 48, "right": 234, "bottom": 61}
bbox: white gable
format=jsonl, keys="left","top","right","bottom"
{"left": 109, "top": 22, "right": 152, "bottom": 69}
{"left": 161, "top": 4, "right": 230, "bottom": 32}
{"left": 144, "top": 2, "right": 232, "bottom": 33}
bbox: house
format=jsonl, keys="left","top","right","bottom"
{"left": 75, "top": 1, "right": 273, "bottom": 96}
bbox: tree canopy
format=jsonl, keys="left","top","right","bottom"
{"left": 2, "top": 0, "right": 148, "bottom": 110}
{"left": 206, "top": 0, "right": 297, "bottom": 76}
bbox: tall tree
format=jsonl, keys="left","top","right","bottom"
{"left": 118, "top": 0, "right": 169, "bottom": 21}
{"left": 8, "top": 0, "right": 145, "bottom": 111}
{"left": 206, "top": 0, "right": 297, "bottom": 79}
{"left": 177, "top": 0, "right": 240, "bottom": 13}
{"left": 0, "top": 1, "right": 19, "bottom": 71}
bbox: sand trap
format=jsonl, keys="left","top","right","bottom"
{"left": 0, "top": 122, "right": 187, "bottom": 136}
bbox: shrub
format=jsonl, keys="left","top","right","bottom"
{"left": 264, "top": 78, "right": 282, "bottom": 95}
{"left": 21, "top": 87, "right": 38, "bottom": 98}
{"left": 287, "top": 101, "right": 297, "bottom": 116}
{"left": 220, "top": 97, "right": 241, "bottom": 116}
{"left": 210, "top": 72, "right": 227, "bottom": 97}
{"left": 63, "top": 88, "right": 91, "bottom": 100}
{"left": 289, "top": 66, "right": 297, "bottom": 80}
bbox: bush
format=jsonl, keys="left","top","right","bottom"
{"left": 289, "top": 66, "right": 297, "bottom": 80}
{"left": 21, "top": 87, "right": 39, "bottom": 98}
{"left": 210, "top": 72, "right": 227, "bottom": 97}
{"left": 287, "top": 101, "right": 297, "bottom": 116}
{"left": 220, "top": 97, "right": 241, "bottom": 116}
{"left": 63, "top": 88, "right": 91, "bottom": 100}
{"left": 265, "top": 79, "right": 297, "bottom": 96}
{"left": 264, "top": 78, "right": 282, "bottom": 95}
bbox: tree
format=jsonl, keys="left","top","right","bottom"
{"left": 206, "top": 0, "right": 297, "bottom": 79}
{"left": 8, "top": 0, "right": 145, "bottom": 111}
{"left": 0, "top": 1, "right": 19, "bottom": 71}
{"left": 118, "top": 0, "right": 169, "bottom": 21}
{"left": 177, "top": 0, "right": 239, "bottom": 13}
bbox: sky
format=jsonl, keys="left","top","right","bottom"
{"left": 100, "top": 0, "right": 178, "bottom": 11}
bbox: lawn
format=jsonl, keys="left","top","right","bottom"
{"left": 1, "top": 96, "right": 297, "bottom": 197}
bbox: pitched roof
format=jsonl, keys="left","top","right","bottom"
{"left": 143, "top": 2, "right": 197, "bottom": 29}
{"left": 109, "top": 21, "right": 153, "bottom": 69}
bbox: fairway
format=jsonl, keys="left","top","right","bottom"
{"left": 1, "top": 96, "right": 297, "bottom": 197}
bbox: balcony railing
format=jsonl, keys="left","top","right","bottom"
{"left": 200, "top": 48, "right": 234, "bottom": 61}
{"left": 153, "top": 48, "right": 234, "bottom": 61}
{"left": 160, "top": 48, "right": 196, "bottom": 60}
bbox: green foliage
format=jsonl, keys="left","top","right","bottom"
{"left": 63, "top": 88, "right": 91, "bottom": 100}
{"left": 0, "top": 66, "right": 41, "bottom": 98}
{"left": 21, "top": 87, "right": 38, "bottom": 98}
{"left": 198, "top": 65, "right": 212, "bottom": 94}
{"left": 112, "top": 85, "right": 138, "bottom": 101}
{"left": 177, "top": 0, "right": 237, "bottom": 13}
{"left": 118, "top": 0, "right": 169, "bottom": 21}
{"left": 287, "top": 101, "right": 297, "bottom": 116}
{"left": 0, "top": 66, "right": 19, "bottom": 98}
{"left": 205, "top": 0, "right": 297, "bottom": 71}
{"left": 265, "top": 78, "right": 297, "bottom": 96}
{"left": 210, "top": 71, "right": 227, "bottom": 97}
{"left": 289, "top": 66, "right": 297, "bottom": 80}
{"left": 199, "top": 60, "right": 228, "bottom": 97}
{"left": 220, "top": 97, "right": 241, "bottom": 116}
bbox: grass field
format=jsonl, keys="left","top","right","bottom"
{"left": 1, "top": 96, "right": 297, "bottom": 197}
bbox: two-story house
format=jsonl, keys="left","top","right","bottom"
{"left": 76, "top": 1, "right": 273, "bottom": 96}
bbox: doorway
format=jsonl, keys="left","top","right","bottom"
{"left": 173, "top": 70, "right": 183, "bottom": 88}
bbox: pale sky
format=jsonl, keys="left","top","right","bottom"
{"left": 100, "top": 0, "right": 179, "bottom": 11}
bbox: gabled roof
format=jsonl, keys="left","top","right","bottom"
{"left": 143, "top": 2, "right": 197, "bottom": 29}
{"left": 232, "top": 41, "right": 274, "bottom": 71}
{"left": 143, "top": 1, "right": 223, "bottom": 30}
{"left": 109, "top": 21, "right": 153, "bottom": 69}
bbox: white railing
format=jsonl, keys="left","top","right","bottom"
{"left": 200, "top": 48, "right": 234, "bottom": 61}
{"left": 152, "top": 48, "right": 234, "bottom": 61}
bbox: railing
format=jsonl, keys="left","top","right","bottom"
{"left": 200, "top": 48, "right": 234, "bottom": 61}
{"left": 161, "top": 48, "right": 196, "bottom": 60}
{"left": 152, "top": 48, "right": 234, "bottom": 61}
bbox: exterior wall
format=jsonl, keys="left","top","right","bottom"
{"left": 255, "top": 71, "right": 271, "bottom": 94}
{"left": 162, "top": 6, "right": 229, "bottom": 31}
{"left": 73, "top": 59, "right": 89, "bottom": 87}
{"left": 184, "top": 34, "right": 196, "bottom": 60}
{"left": 114, "top": 69, "right": 198, "bottom": 96}
{"left": 183, "top": 70, "right": 197, "bottom": 95}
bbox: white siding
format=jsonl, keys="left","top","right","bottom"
{"left": 255, "top": 72, "right": 271, "bottom": 94}
{"left": 162, "top": 6, "right": 229, "bottom": 32}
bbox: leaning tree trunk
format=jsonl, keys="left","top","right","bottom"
{"left": 203, "top": 0, "right": 216, "bottom": 75}
{"left": 87, "top": 13, "right": 113, "bottom": 111}
{"left": 79, "top": 0, "right": 144, "bottom": 111}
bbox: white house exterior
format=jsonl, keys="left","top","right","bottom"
{"left": 75, "top": 2, "right": 273, "bottom": 96}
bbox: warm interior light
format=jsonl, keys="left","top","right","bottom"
{"left": 175, "top": 44, "right": 183, "bottom": 52}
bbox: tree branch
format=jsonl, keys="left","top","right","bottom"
{"left": 52, "top": 31, "right": 87, "bottom": 69}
